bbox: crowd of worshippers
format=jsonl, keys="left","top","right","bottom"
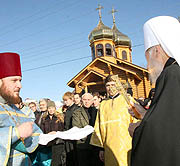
{"left": 16, "top": 86, "right": 154, "bottom": 166}
{"left": 18, "top": 92, "right": 103, "bottom": 166}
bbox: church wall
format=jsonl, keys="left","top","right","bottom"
{"left": 75, "top": 84, "right": 82, "bottom": 93}
{"left": 91, "top": 63, "right": 110, "bottom": 75}
{"left": 115, "top": 46, "right": 131, "bottom": 62}
{"left": 111, "top": 67, "right": 127, "bottom": 81}
{"left": 137, "top": 80, "right": 146, "bottom": 98}
{"left": 142, "top": 72, "right": 151, "bottom": 98}
{"left": 117, "top": 62, "right": 144, "bottom": 77}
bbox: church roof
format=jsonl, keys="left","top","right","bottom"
{"left": 112, "top": 24, "right": 131, "bottom": 47}
{"left": 88, "top": 19, "right": 131, "bottom": 47}
{"left": 67, "top": 57, "right": 148, "bottom": 88}
{"left": 88, "top": 20, "right": 113, "bottom": 43}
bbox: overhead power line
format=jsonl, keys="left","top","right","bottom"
{"left": 0, "top": 0, "right": 65, "bottom": 32}
{"left": 22, "top": 56, "right": 91, "bottom": 72}
{"left": 22, "top": 38, "right": 86, "bottom": 58}
{"left": 0, "top": 0, "right": 80, "bottom": 37}
{"left": 22, "top": 42, "right": 143, "bottom": 64}
{"left": 20, "top": 31, "right": 87, "bottom": 53}
{"left": 22, "top": 42, "right": 144, "bottom": 72}
{"left": 21, "top": 42, "right": 143, "bottom": 64}
{"left": 132, "top": 43, "right": 144, "bottom": 47}
{"left": 0, "top": 8, "right": 95, "bottom": 48}
{"left": 22, "top": 43, "right": 88, "bottom": 63}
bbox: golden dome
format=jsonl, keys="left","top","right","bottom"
{"left": 112, "top": 24, "right": 131, "bottom": 47}
{"left": 88, "top": 20, "right": 113, "bottom": 43}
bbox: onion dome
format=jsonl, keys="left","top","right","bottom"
{"left": 112, "top": 24, "right": 131, "bottom": 47}
{"left": 88, "top": 20, "right": 113, "bottom": 43}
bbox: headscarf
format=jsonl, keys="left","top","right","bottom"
{"left": 143, "top": 16, "right": 180, "bottom": 64}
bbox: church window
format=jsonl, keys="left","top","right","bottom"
{"left": 96, "top": 44, "right": 104, "bottom": 56}
{"left": 122, "top": 50, "right": 127, "bottom": 60}
{"left": 105, "top": 43, "right": 112, "bottom": 56}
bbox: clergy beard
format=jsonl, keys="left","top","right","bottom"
{"left": 148, "top": 57, "right": 164, "bottom": 84}
{"left": 0, "top": 82, "right": 21, "bottom": 104}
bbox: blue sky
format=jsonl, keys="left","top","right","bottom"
{"left": 0, "top": 0, "right": 179, "bottom": 102}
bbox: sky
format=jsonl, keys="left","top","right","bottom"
{"left": 0, "top": 0, "right": 179, "bottom": 102}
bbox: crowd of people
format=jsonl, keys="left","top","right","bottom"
{"left": 25, "top": 92, "right": 104, "bottom": 166}
{"left": 5, "top": 78, "right": 153, "bottom": 166}
{"left": 1, "top": 15, "right": 180, "bottom": 166}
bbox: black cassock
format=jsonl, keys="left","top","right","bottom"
{"left": 131, "top": 58, "right": 180, "bottom": 166}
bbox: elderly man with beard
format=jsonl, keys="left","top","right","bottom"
{"left": 0, "top": 52, "right": 42, "bottom": 166}
{"left": 128, "top": 16, "right": 180, "bottom": 166}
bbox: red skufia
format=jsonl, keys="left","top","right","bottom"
{"left": 0, "top": 52, "right": 22, "bottom": 79}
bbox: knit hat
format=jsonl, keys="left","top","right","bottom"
{"left": 0, "top": 52, "right": 22, "bottom": 79}
{"left": 47, "top": 100, "right": 56, "bottom": 108}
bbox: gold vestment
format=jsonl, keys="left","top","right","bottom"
{"left": 91, "top": 95, "right": 133, "bottom": 166}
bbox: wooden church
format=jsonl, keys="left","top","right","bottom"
{"left": 67, "top": 6, "right": 152, "bottom": 99}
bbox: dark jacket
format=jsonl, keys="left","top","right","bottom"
{"left": 131, "top": 58, "right": 180, "bottom": 166}
{"left": 90, "top": 107, "right": 98, "bottom": 127}
{"left": 41, "top": 114, "right": 64, "bottom": 134}
{"left": 41, "top": 114, "right": 65, "bottom": 166}
{"left": 35, "top": 111, "right": 47, "bottom": 129}
{"left": 64, "top": 103, "right": 79, "bottom": 130}
{"left": 64, "top": 103, "right": 79, "bottom": 153}
{"left": 72, "top": 106, "right": 97, "bottom": 149}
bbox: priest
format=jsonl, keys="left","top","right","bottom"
{"left": 0, "top": 52, "right": 42, "bottom": 166}
{"left": 90, "top": 75, "right": 135, "bottom": 166}
{"left": 130, "top": 16, "right": 180, "bottom": 166}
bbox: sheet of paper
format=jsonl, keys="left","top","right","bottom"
{"left": 38, "top": 125, "right": 94, "bottom": 145}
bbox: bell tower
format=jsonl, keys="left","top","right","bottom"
{"left": 111, "top": 7, "right": 132, "bottom": 63}
{"left": 88, "top": 5, "right": 132, "bottom": 63}
{"left": 88, "top": 5, "right": 116, "bottom": 63}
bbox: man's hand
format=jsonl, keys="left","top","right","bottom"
{"left": 99, "top": 150, "right": 104, "bottom": 162}
{"left": 48, "top": 131, "right": 57, "bottom": 135}
{"left": 17, "top": 121, "right": 33, "bottom": 138}
{"left": 128, "top": 121, "right": 141, "bottom": 137}
{"left": 128, "top": 101, "right": 147, "bottom": 119}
